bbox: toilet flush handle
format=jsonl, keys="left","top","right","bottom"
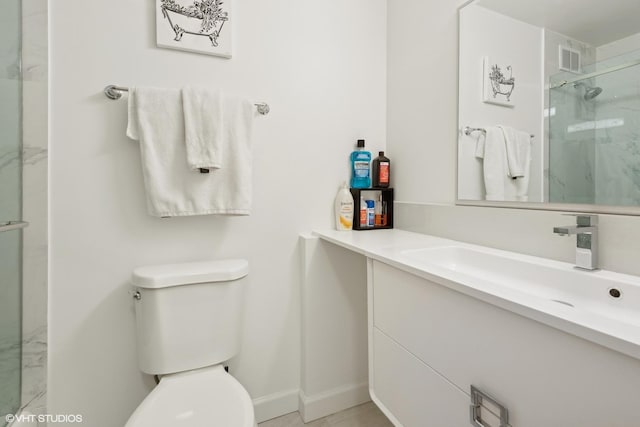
{"left": 133, "top": 291, "right": 141, "bottom": 301}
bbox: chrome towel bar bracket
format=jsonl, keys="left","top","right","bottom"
{"left": 0, "top": 221, "right": 29, "bottom": 233}
{"left": 464, "top": 126, "right": 486, "bottom": 136}
{"left": 103, "top": 85, "right": 270, "bottom": 115}
{"left": 463, "top": 126, "right": 534, "bottom": 139}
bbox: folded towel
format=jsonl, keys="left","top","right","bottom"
{"left": 475, "top": 126, "right": 531, "bottom": 202}
{"left": 499, "top": 125, "right": 531, "bottom": 178}
{"left": 127, "top": 87, "right": 255, "bottom": 217}
{"left": 182, "top": 87, "right": 224, "bottom": 172}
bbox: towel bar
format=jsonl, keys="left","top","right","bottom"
{"left": 464, "top": 126, "right": 534, "bottom": 139}
{"left": 0, "top": 221, "right": 29, "bottom": 233}
{"left": 104, "top": 85, "right": 270, "bottom": 115}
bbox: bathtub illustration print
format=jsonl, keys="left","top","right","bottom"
{"left": 156, "top": 0, "right": 232, "bottom": 58}
{"left": 482, "top": 56, "right": 516, "bottom": 107}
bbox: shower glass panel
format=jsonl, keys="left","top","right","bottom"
{"left": 0, "top": 0, "right": 23, "bottom": 424}
{"left": 549, "top": 49, "right": 640, "bottom": 206}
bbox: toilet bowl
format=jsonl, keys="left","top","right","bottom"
{"left": 125, "top": 365, "right": 255, "bottom": 427}
{"left": 125, "top": 259, "right": 256, "bottom": 427}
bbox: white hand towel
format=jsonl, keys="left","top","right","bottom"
{"left": 475, "top": 126, "right": 506, "bottom": 201}
{"left": 513, "top": 145, "right": 531, "bottom": 202}
{"left": 499, "top": 125, "right": 531, "bottom": 179}
{"left": 182, "top": 87, "right": 224, "bottom": 171}
{"left": 127, "top": 87, "right": 255, "bottom": 217}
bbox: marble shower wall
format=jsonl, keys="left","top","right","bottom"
{"left": 592, "top": 50, "right": 640, "bottom": 206}
{"left": 21, "top": 0, "right": 48, "bottom": 417}
{"left": 546, "top": 31, "right": 640, "bottom": 207}
{"left": 544, "top": 30, "right": 596, "bottom": 204}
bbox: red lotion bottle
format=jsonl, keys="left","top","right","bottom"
{"left": 372, "top": 151, "right": 390, "bottom": 188}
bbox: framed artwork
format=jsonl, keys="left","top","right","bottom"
{"left": 156, "top": 0, "right": 233, "bottom": 58}
{"left": 483, "top": 57, "right": 515, "bottom": 107}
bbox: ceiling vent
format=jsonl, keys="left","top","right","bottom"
{"left": 559, "top": 45, "right": 581, "bottom": 73}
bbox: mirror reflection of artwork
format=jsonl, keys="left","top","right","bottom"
{"left": 156, "top": 0, "right": 232, "bottom": 58}
{"left": 483, "top": 57, "right": 516, "bottom": 107}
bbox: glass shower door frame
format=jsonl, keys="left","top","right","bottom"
{"left": 0, "top": 0, "right": 24, "bottom": 423}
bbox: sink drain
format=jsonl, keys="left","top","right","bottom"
{"left": 608, "top": 288, "right": 622, "bottom": 298}
{"left": 551, "top": 299, "right": 574, "bottom": 307}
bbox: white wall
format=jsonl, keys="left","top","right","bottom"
{"left": 386, "top": 0, "right": 466, "bottom": 204}
{"left": 458, "top": 5, "right": 543, "bottom": 202}
{"left": 49, "top": 1, "right": 386, "bottom": 425}
{"left": 597, "top": 31, "right": 640, "bottom": 61}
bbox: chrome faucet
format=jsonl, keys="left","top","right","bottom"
{"left": 553, "top": 214, "right": 598, "bottom": 270}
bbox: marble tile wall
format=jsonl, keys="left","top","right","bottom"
{"left": 592, "top": 51, "right": 640, "bottom": 207}
{"left": 20, "top": 0, "right": 48, "bottom": 419}
{"left": 545, "top": 30, "right": 597, "bottom": 204}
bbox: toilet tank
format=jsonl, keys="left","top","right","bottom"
{"left": 131, "top": 259, "right": 248, "bottom": 375}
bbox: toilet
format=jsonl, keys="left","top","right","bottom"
{"left": 125, "top": 259, "right": 256, "bottom": 427}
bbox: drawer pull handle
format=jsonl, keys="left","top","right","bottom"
{"left": 469, "top": 385, "right": 511, "bottom": 427}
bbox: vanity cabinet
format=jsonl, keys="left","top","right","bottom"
{"left": 370, "top": 260, "right": 640, "bottom": 427}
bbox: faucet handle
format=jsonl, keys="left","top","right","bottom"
{"left": 562, "top": 213, "right": 598, "bottom": 226}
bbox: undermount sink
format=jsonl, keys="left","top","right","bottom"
{"left": 400, "top": 246, "right": 640, "bottom": 328}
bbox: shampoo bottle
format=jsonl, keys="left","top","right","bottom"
{"left": 372, "top": 151, "right": 391, "bottom": 188}
{"left": 334, "top": 182, "right": 354, "bottom": 231}
{"left": 350, "top": 139, "right": 372, "bottom": 189}
{"left": 359, "top": 195, "right": 368, "bottom": 228}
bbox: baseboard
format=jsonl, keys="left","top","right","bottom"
{"left": 299, "top": 382, "right": 371, "bottom": 423}
{"left": 252, "top": 388, "right": 299, "bottom": 424}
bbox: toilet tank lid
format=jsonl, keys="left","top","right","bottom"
{"left": 132, "top": 259, "right": 248, "bottom": 289}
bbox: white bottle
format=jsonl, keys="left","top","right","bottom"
{"left": 334, "top": 182, "right": 354, "bottom": 231}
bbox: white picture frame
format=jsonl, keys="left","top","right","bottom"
{"left": 483, "top": 56, "right": 515, "bottom": 107}
{"left": 156, "top": 0, "right": 233, "bottom": 58}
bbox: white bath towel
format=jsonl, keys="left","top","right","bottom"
{"left": 475, "top": 126, "right": 531, "bottom": 201}
{"left": 181, "top": 87, "right": 224, "bottom": 171}
{"left": 127, "top": 87, "right": 255, "bottom": 217}
{"left": 499, "top": 125, "right": 531, "bottom": 179}
{"left": 475, "top": 126, "right": 506, "bottom": 201}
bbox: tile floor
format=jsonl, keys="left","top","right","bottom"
{"left": 258, "top": 402, "right": 393, "bottom": 427}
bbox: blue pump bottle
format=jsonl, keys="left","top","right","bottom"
{"left": 350, "top": 139, "right": 372, "bottom": 188}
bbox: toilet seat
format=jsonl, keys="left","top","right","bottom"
{"left": 125, "top": 365, "right": 255, "bottom": 427}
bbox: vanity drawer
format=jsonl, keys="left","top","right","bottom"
{"left": 371, "top": 327, "right": 469, "bottom": 427}
{"left": 372, "top": 260, "right": 640, "bottom": 426}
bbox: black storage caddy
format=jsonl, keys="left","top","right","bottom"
{"left": 349, "top": 188, "right": 394, "bottom": 230}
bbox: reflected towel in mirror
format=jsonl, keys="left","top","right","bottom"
{"left": 475, "top": 126, "right": 531, "bottom": 202}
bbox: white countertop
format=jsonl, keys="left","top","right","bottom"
{"left": 313, "top": 228, "right": 640, "bottom": 360}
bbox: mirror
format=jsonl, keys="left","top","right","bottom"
{"left": 457, "top": 0, "right": 640, "bottom": 212}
